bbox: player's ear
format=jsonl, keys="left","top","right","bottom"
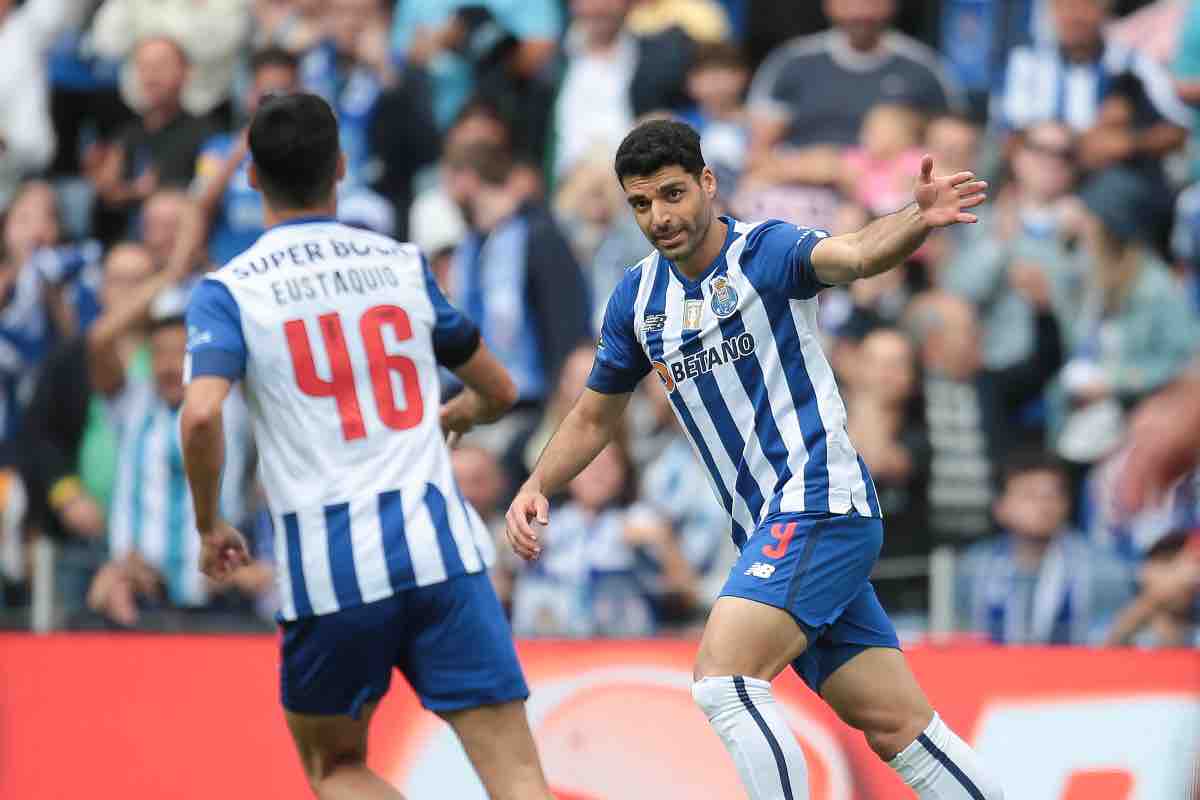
{"left": 701, "top": 166, "right": 717, "bottom": 198}
{"left": 336, "top": 152, "right": 348, "bottom": 183}
{"left": 247, "top": 162, "right": 259, "bottom": 190}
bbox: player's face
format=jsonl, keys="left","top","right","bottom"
{"left": 151, "top": 323, "right": 188, "bottom": 409}
{"left": 622, "top": 165, "right": 717, "bottom": 264}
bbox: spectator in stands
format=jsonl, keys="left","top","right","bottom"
{"left": 957, "top": 450, "right": 1134, "bottom": 645}
{"left": 302, "top": 0, "right": 440, "bottom": 237}
{"left": 739, "top": 0, "right": 960, "bottom": 227}
{"left": 1053, "top": 168, "right": 1200, "bottom": 467}
{"left": 0, "top": 0, "right": 88, "bottom": 208}
{"left": 1105, "top": 529, "right": 1200, "bottom": 647}
{"left": 193, "top": 47, "right": 300, "bottom": 266}
{"left": 1173, "top": 0, "right": 1200, "bottom": 180}
{"left": 86, "top": 286, "right": 258, "bottom": 628}
{"left": 451, "top": 444, "right": 508, "bottom": 574}
{"left": 996, "top": 0, "right": 1189, "bottom": 173}
{"left": 508, "top": 345, "right": 597, "bottom": 493}
{"left": 942, "top": 121, "right": 1079, "bottom": 370}
{"left": 907, "top": 278, "right": 1064, "bottom": 545}
{"left": 251, "top": 0, "right": 322, "bottom": 54}
{"left": 845, "top": 327, "right": 930, "bottom": 615}
{"left": 553, "top": 0, "right": 696, "bottom": 181}
{"left": 443, "top": 139, "right": 591, "bottom": 418}
{"left": 90, "top": 37, "right": 215, "bottom": 243}
{"left": 510, "top": 441, "right": 695, "bottom": 637}
{"left": 923, "top": 113, "right": 981, "bottom": 178}
{"left": 840, "top": 104, "right": 927, "bottom": 216}
{"left": 681, "top": 42, "right": 752, "bottom": 198}
{"left": 90, "top": 0, "right": 252, "bottom": 121}
{"left": 1171, "top": 181, "right": 1200, "bottom": 310}
{"left": 21, "top": 243, "right": 160, "bottom": 619}
{"left": 746, "top": 0, "right": 961, "bottom": 157}
{"left": 140, "top": 189, "right": 207, "bottom": 281}
{"left": 393, "top": 0, "right": 563, "bottom": 140}
{"left": 0, "top": 182, "right": 77, "bottom": 461}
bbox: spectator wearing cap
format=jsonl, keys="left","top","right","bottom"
{"left": 995, "top": 0, "right": 1190, "bottom": 175}
{"left": 89, "top": 37, "right": 216, "bottom": 244}
{"left": 89, "top": 0, "right": 252, "bottom": 120}
{"left": 85, "top": 279, "right": 259, "bottom": 628}
{"left": 942, "top": 121, "right": 1079, "bottom": 371}
{"left": 1052, "top": 168, "right": 1200, "bottom": 468}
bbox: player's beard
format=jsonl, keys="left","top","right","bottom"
{"left": 653, "top": 205, "right": 713, "bottom": 264}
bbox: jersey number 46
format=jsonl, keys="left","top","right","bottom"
{"left": 284, "top": 305, "right": 423, "bottom": 441}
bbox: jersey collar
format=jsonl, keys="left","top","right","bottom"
{"left": 268, "top": 215, "right": 337, "bottom": 230}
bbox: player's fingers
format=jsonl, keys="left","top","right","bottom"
{"left": 920, "top": 154, "right": 933, "bottom": 182}
{"left": 947, "top": 170, "right": 975, "bottom": 187}
{"left": 446, "top": 431, "right": 461, "bottom": 449}
{"left": 505, "top": 506, "right": 539, "bottom": 549}
{"left": 956, "top": 212, "right": 980, "bottom": 224}
{"left": 534, "top": 494, "right": 549, "bottom": 525}
{"left": 956, "top": 180, "right": 988, "bottom": 195}
{"left": 959, "top": 193, "right": 987, "bottom": 209}
{"left": 504, "top": 517, "right": 538, "bottom": 560}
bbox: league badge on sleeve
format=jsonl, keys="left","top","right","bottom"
{"left": 709, "top": 275, "right": 739, "bottom": 319}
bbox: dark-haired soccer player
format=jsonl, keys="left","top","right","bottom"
{"left": 181, "top": 92, "right": 555, "bottom": 800}
{"left": 506, "top": 119, "right": 1004, "bottom": 799}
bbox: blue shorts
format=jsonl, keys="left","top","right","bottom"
{"left": 719, "top": 511, "right": 901, "bottom": 692}
{"left": 280, "top": 571, "right": 529, "bottom": 718}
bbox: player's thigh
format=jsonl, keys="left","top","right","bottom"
{"left": 694, "top": 595, "right": 809, "bottom": 681}
{"left": 285, "top": 702, "right": 378, "bottom": 782}
{"left": 440, "top": 700, "right": 551, "bottom": 800}
{"left": 819, "top": 647, "right": 933, "bottom": 746}
{"left": 396, "top": 571, "right": 530, "bottom": 714}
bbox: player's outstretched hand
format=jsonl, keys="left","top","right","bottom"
{"left": 915, "top": 155, "right": 988, "bottom": 228}
{"left": 199, "top": 520, "right": 252, "bottom": 582}
{"left": 505, "top": 487, "right": 548, "bottom": 561}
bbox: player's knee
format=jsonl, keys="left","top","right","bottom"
{"left": 303, "top": 747, "right": 367, "bottom": 794}
{"left": 838, "top": 704, "right": 931, "bottom": 761}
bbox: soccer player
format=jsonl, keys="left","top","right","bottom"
{"left": 505, "top": 119, "right": 1004, "bottom": 800}
{"left": 180, "top": 93, "right": 555, "bottom": 800}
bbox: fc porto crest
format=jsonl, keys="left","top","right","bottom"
{"left": 709, "top": 275, "right": 739, "bottom": 318}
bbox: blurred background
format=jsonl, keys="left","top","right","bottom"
{"left": 0, "top": 0, "right": 1198, "bottom": 797}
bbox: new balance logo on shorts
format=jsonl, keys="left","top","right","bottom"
{"left": 744, "top": 562, "right": 776, "bottom": 579}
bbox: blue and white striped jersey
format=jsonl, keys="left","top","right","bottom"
{"left": 588, "top": 217, "right": 880, "bottom": 549}
{"left": 184, "top": 217, "right": 491, "bottom": 621}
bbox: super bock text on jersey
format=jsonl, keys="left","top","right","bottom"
{"left": 588, "top": 217, "right": 881, "bottom": 550}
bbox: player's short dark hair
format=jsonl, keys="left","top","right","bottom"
{"left": 614, "top": 119, "right": 706, "bottom": 186}
{"left": 248, "top": 92, "right": 340, "bottom": 210}
{"left": 999, "top": 447, "right": 1068, "bottom": 490}
{"left": 250, "top": 46, "right": 299, "bottom": 75}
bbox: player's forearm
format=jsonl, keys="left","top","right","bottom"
{"left": 524, "top": 399, "right": 620, "bottom": 497}
{"left": 852, "top": 203, "right": 931, "bottom": 280}
{"left": 181, "top": 405, "right": 225, "bottom": 533}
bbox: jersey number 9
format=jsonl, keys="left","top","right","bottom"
{"left": 284, "top": 305, "right": 424, "bottom": 441}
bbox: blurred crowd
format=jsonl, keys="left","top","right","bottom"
{"left": 0, "top": 0, "right": 1197, "bottom": 648}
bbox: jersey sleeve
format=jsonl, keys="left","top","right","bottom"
{"left": 744, "top": 220, "right": 832, "bottom": 300}
{"left": 422, "top": 258, "right": 481, "bottom": 369}
{"left": 587, "top": 268, "right": 651, "bottom": 395}
{"left": 185, "top": 278, "right": 247, "bottom": 382}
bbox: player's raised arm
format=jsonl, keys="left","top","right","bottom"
{"left": 505, "top": 388, "right": 632, "bottom": 561}
{"left": 810, "top": 155, "right": 987, "bottom": 285}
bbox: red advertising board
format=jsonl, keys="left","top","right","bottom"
{"left": 1, "top": 635, "right": 1197, "bottom": 799}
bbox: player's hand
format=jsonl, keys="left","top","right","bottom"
{"left": 198, "top": 520, "right": 251, "bottom": 582}
{"left": 914, "top": 155, "right": 987, "bottom": 229}
{"left": 504, "top": 486, "right": 549, "bottom": 561}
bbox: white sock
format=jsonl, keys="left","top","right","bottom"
{"left": 888, "top": 712, "right": 1004, "bottom": 799}
{"left": 692, "top": 676, "right": 809, "bottom": 800}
